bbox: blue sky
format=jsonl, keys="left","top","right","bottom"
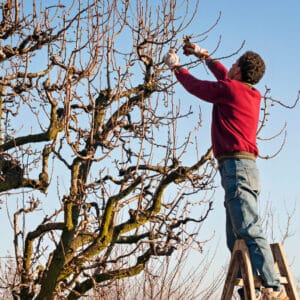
{"left": 176, "top": 0, "right": 300, "bottom": 289}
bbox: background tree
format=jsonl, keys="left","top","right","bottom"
{"left": 0, "top": 1, "right": 298, "bottom": 299}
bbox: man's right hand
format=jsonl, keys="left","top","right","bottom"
{"left": 183, "top": 43, "right": 209, "bottom": 59}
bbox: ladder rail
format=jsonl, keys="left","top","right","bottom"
{"left": 271, "top": 243, "right": 299, "bottom": 300}
{"left": 221, "top": 240, "right": 256, "bottom": 300}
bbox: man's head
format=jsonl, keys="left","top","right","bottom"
{"left": 228, "top": 51, "right": 266, "bottom": 85}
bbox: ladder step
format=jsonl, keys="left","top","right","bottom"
{"left": 235, "top": 276, "right": 288, "bottom": 288}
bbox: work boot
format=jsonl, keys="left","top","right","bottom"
{"left": 261, "top": 287, "right": 289, "bottom": 300}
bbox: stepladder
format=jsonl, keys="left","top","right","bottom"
{"left": 221, "top": 239, "right": 299, "bottom": 300}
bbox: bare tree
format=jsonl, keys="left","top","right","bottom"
{"left": 0, "top": 1, "right": 298, "bottom": 299}
{"left": 0, "top": 1, "right": 217, "bottom": 299}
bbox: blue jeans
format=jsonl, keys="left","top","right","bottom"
{"left": 218, "top": 158, "right": 280, "bottom": 289}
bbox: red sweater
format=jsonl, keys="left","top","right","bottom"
{"left": 175, "top": 60, "right": 261, "bottom": 158}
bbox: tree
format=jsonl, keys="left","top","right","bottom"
{"left": 0, "top": 1, "right": 298, "bottom": 299}
{"left": 0, "top": 1, "right": 217, "bottom": 299}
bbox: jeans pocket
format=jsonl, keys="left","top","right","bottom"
{"left": 244, "top": 162, "right": 261, "bottom": 195}
{"left": 219, "top": 161, "right": 239, "bottom": 201}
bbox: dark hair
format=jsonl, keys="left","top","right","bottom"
{"left": 238, "top": 51, "right": 265, "bottom": 85}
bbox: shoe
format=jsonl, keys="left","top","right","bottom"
{"left": 261, "top": 287, "right": 289, "bottom": 300}
{"left": 238, "top": 288, "right": 262, "bottom": 299}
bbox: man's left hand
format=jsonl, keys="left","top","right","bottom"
{"left": 163, "top": 49, "right": 180, "bottom": 69}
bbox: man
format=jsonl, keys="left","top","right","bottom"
{"left": 163, "top": 44, "right": 288, "bottom": 300}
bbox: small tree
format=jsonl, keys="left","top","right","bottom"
{"left": 0, "top": 1, "right": 298, "bottom": 299}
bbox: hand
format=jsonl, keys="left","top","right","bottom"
{"left": 163, "top": 49, "right": 180, "bottom": 69}
{"left": 183, "top": 43, "right": 208, "bottom": 59}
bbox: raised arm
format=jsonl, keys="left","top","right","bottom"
{"left": 182, "top": 39, "right": 228, "bottom": 80}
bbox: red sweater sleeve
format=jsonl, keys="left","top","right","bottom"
{"left": 175, "top": 67, "right": 228, "bottom": 103}
{"left": 206, "top": 59, "right": 228, "bottom": 80}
